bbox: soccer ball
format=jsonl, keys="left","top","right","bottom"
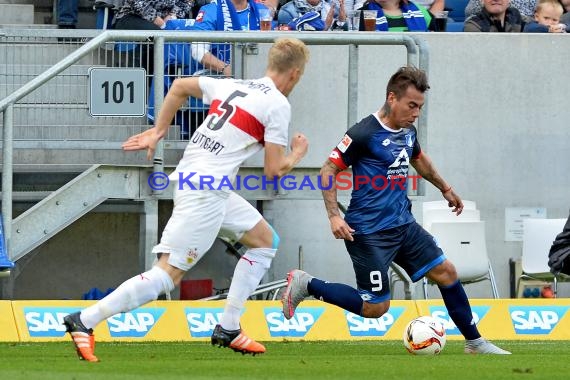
{"left": 403, "top": 316, "right": 446, "bottom": 355}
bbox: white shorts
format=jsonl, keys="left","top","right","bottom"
{"left": 152, "top": 189, "right": 263, "bottom": 271}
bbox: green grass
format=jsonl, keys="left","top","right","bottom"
{"left": 0, "top": 340, "right": 561, "bottom": 380}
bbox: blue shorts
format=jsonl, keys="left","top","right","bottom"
{"left": 345, "top": 221, "right": 445, "bottom": 303}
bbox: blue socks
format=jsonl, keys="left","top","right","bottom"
{"left": 438, "top": 280, "right": 481, "bottom": 340}
{"left": 308, "top": 278, "right": 364, "bottom": 316}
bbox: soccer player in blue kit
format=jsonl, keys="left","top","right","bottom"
{"left": 282, "top": 66, "right": 511, "bottom": 355}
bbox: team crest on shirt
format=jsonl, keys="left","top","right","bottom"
{"left": 405, "top": 134, "right": 413, "bottom": 147}
{"left": 196, "top": 10, "right": 205, "bottom": 22}
{"left": 337, "top": 134, "right": 352, "bottom": 153}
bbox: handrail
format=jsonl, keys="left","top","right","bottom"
{"left": 0, "top": 30, "right": 420, "bottom": 112}
{"left": 0, "top": 29, "right": 428, "bottom": 262}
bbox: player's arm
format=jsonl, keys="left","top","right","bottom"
{"left": 411, "top": 152, "right": 463, "bottom": 215}
{"left": 122, "top": 77, "right": 203, "bottom": 159}
{"left": 320, "top": 159, "right": 355, "bottom": 241}
{"left": 264, "top": 133, "right": 308, "bottom": 178}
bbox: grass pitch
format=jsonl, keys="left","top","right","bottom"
{"left": 0, "top": 340, "right": 561, "bottom": 380}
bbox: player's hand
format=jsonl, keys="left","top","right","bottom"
{"left": 442, "top": 188, "right": 464, "bottom": 215}
{"left": 290, "top": 132, "right": 308, "bottom": 159}
{"left": 329, "top": 215, "right": 355, "bottom": 241}
{"left": 122, "top": 127, "right": 161, "bottom": 161}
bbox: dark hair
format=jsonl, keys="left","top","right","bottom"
{"left": 386, "top": 66, "right": 430, "bottom": 99}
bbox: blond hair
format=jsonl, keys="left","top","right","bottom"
{"left": 536, "top": 0, "right": 564, "bottom": 14}
{"left": 267, "top": 38, "right": 310, "bottom": 74}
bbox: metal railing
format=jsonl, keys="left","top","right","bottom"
{"left": 0, "top": 29, "right": 428, "bottom": 262}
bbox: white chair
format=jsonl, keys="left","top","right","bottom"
{"left": 423, "top": 221, "right": 500, "bottom": 298}
{"left": 519, "top": 218, "right": 569, "bottom": 298}
{"left": 422, "top": 208, "right": 481, "bottom": 232}
{"left": 422, "top": 200, "right": 477, "bottom": 214}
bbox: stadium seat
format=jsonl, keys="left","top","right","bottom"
{"left": 422, "top": 199, "right": 477, "bottom": 213}
{"left": 422, "top": 208, "right": 481, "bottom": 232}
{"left": 446, "top": 21, "right": 464, "bottom": 32}
{"left": 445, "top": 0, "right": 469, "bottom": 22}
{"left": 421, "top": 201, "right": 499, "bottom": 298}
{"left": 518, "top": 218, "right": 570, "bottom": 298}
{"left": 425, "top": 221, "right": 500, "bottom": 298}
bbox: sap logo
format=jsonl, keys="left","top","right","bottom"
{"left": 509, "top": 306, "right": 568, "bottom": 335}
{"left": 345, "top": 307, "right": 404, "bottom": 337}
{"left": 264, "top": 307, "right": 324, "bottom": 337}
{"left": 186, "top": 307, "right": 225, "bottom": 337}
{"left": 24, "top": 307, "right": 80, "bottom": 337}
{"left": 429, "top": 306, "right": 489, "bottom": 335}
{"left": 107, "top": 308, "right": 165, "bottom": 338}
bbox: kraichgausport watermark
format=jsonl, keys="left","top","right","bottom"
{"left": 147, "top": 172, "right": 422, "bottom": 191}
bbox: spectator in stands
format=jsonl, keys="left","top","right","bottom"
{"left": 57, "top": 0, "right": 79, "bottom": 28}
{"left": 278, "top": 0, "right": 346, "bottom": 30}
{"left": 112, "top": 0, "right": 193, "bottom": 75}
{"left": 357, "top": 0, "right": 437, "bottom": 31}
{"left": 464, "top": 0, "right": 525, "bottom": 31}
{"left": 185, "top": 0, "right": 270, "bottom": 133}
{"left": 524, "top": 0, "right": 568, "bottom": 32}
{"left": 465, "top": 0, "right": 536, "bottom": 20}
{"left": 414, "top": 0, "right": 445, "bottom": 13}
{"left": 559, "top": 0, "right": 570, "bottom": 23}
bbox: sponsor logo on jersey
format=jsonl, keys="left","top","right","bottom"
{"left": 345, "top": 307, "right": 404, "bottom": 336}
{"left": 185, "top": 307, "right": 225, "bottom": 337}
{"left": 382, "top": 138, "right": 391, "bottom": 146}
{"left": 337, "top": 134, "right": 352, "bottom": 153}
{"left": 264, "top": 307, "right": 324, "bottom": 337}
{"left": 24, "top": 307, "right": 81, "bottom": 337}
{"left": 509, "top": 306, "right": 568, "bottom": 334}
{"left": 196, "top": 10, "right": 205, "bottom": 22}
{"left": 107, "top": 308, "right": 165, "bottom": 337}
{"left": 388, "top": 148, "right": 410, "bottom": 168}
{"left": 430, "top": 306, "right": 490, "bottom": 335}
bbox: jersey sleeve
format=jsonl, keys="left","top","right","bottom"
{"left": 264, "top": 100, "right": 290, "bottom": 146}
{"left": 192, "top": 3, "right": 218, "bottom": 31}
{"left": 411, "top": 126, "right": 422, "bottom": 159}
{"left": 328, "top": 128, "right": 364, "bottom": 170}
{"left": 198, "top": 76, "right": 219, "bottom": 105}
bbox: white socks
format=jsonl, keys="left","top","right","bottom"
{"left": 220, "top": 248, "right": 276, "bottom": 331}
{"left": 80, "top": 266, "right": 174, "bottom": 330}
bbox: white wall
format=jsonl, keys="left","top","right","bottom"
{"left": 4, "top": 33, "right": 569, "bottom": 299}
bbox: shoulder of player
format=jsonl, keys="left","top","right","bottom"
{"left": 347, "top": 114, "right": 383, "bottom": 141}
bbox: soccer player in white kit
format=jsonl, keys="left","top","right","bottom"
{"left": 64, "top": 38, "right": 310, "bottom": 361}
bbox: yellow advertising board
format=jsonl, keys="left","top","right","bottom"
{"left": 11, "top": 300, "right": 419, "bottom": 342}
{"left": 415, "top": 299, "right": 570, "bottom": 340}
{"left": 9, "top": 299, "right": 570, "bottom": 342}
{"left": 0, "top": 301, "right": 19, "bottom": 342}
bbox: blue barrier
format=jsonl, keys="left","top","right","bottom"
{"left": 0, "top": 215, "right": 15, "bottom": 272}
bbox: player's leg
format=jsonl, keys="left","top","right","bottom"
{"left": 65, "top": 190, "right": 225, "bottom": 361}
{"left": 283, "top": 227, "right": 402, "bottom": 319}
{"left": 211, "top": 193, "right": 271, "bottom": 354}
{"left": 400, "top": 222, "right": 510, "bottom": 355}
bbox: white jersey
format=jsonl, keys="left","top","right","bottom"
{"left": 170, "top": 76, "right": 291, "bottom": 192}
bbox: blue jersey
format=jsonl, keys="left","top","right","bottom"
{"left": 328, "top": 114, "right": 422, "bottom": 234}
{"left": 189, "top": 0, "right": 265, "bottom": 111}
